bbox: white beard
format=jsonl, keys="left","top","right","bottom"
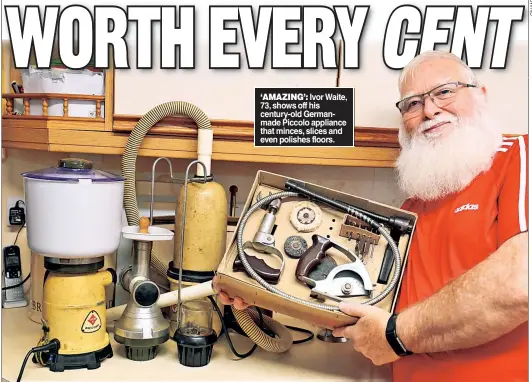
{"left": 395, "top": 105, "right": 502, "bottom": 201}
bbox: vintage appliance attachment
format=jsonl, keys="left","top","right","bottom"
{"left": 107, "top": 162, "right": 301, "bottom": 358}
{"left": 289, "top": 201, "right": 322, "bottom": 232}
{"left": 295, "top": 234, "right": 374, "bottom": 302}
{"left": 174, "top": 301, "right": 218, "bottom": 367}
{"left": 170, "top": 160, "right": 219, "bottom": 367}
{"left": 339, "top": 214, "right": 380, "bottom": 264}
{"left": 119, "top": 101, "right": 226, "bottom": 338}
{"left": 114, "top": 158, "right": 174, "bottom": 361}
{"left": 233, "top": 197, "right": 285, "bottom": 284}
{"left": 110, "top": 102, "right": 300, "bottom": 359}
{"left": 284, "top": 235, "right": 308, "bottom": 259}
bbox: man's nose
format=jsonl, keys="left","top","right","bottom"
{"left": 422, "top": 96, "right": 442, "bottom": 119}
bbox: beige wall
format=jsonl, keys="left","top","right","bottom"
{"left": 115, "top": 42, "right": 528, "bottom": 135}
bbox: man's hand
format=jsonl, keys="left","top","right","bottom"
{"left": 218, "top": 291, "right": 250, "bottom": 310}
{"left": 332, "top": 302, "right": 399, "bottom": 366}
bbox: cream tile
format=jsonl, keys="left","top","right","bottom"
{"left": 372, "top": 168, "right": 407, "bottom": 207}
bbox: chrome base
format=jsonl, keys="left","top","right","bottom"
{"left": 44, "top": 257, "right": 104, "bottom": 273}
{"left": 114, "top": 301, "right": 170, "bottom": 360}
{"left": 317, "top": 328, "right": 347, "bottom": 343}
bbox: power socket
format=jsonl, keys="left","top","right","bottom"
{"left": 7, "top": 197, "right": 26, "bottom": 227}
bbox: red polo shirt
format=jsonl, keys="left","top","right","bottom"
{"left": 392, "top": 135, "right": 529, "bottom": 382}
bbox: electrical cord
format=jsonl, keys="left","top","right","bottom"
{"left": 2, "top": 273, "right": 30, "bottom": 290}
{"left": 13, "top": 222, "right": 25, "bottom": 245}
{"left": 207, "top": 296, "right": 314, "bottom": 358}
{"left": 209, "top": 295, "right": 264, "bottom": 359}
{"left": 286, "top": 325, "right": 314, "bottom": 344}
{"left": 17, "top": 339, "right": 59, "bottom": 382}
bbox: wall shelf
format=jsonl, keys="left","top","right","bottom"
{"left": 2, "top": 110, "right": 400, "bottom": 168}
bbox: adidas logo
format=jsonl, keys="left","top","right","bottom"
{"left": 455, "top": 204, "right": 479, "bottom": 213}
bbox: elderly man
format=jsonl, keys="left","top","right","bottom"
{"left": 219, "top": 51, "right": 528, "bottom": 382}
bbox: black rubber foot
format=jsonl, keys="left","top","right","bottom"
{"left": 177, "top": 343, "right": 215, "bottom": 367}
{"left": 47, "top": 343, "right": 113, "bottom": 372}
{"left": 174, "top": 328, "right": 217, "bottom": 367}
{"left": 125, "top": 346, "right": 158, "bottom": 361}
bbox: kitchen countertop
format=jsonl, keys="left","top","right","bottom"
{"left": 2, "top": 307, "right": 391, "bottom": 381}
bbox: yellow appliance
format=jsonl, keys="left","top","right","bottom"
{"left": 18, "top": 158, "right": 125, "bottom": 374}
{"left": 29, "top": 251, "right": 117, "bottom": 324}
{"left": 36, "top": 259, "right": 116, "bottom": 370}
{"left": 167, "top": 178, "right": 227, "bottom": 337}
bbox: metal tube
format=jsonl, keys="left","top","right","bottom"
{"left": 132, "top": 241, "right": 152, "bottom": 279}
{"left": 257, "top": 213, "right": 276, "bottom": 235}
{"left": 149, "top": 157, "right": 186, "bottom": 226}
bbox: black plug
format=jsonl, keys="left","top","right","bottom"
{"left": 9, "top": 200, "right": 25, "bottom": 226}
{"left": 18, "top": 339, "right": 60, "bottom": 382}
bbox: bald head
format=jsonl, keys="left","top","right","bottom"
{"left": 398, "top": 51, "right": 479, "bottom": 97}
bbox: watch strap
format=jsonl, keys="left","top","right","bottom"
{"left": 386, "top": 314, "right": 413, "bottom": 356}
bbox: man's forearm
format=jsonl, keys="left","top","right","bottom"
{"left": 396, "top": 232, "right": 528, "bottom": 354}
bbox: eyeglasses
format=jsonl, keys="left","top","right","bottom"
{"left": 396, "top": 82, "right": 477, "bottom": 116}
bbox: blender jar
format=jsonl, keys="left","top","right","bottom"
{"left": 173, "top": 300, "right": 218, "bottom": 367}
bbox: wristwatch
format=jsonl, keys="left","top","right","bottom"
{"left": 385, "top": 314, "right": 413, "bottom": 356}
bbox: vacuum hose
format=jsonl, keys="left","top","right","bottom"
{"left": 231, "top": 306, "right": 293, "bottom": 352}
{"left": 121, "top": 101, "right": 212, "bottom": 276}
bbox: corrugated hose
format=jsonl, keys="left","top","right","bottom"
{"left": 121, "top": 101, "right": 211, "bottom": 276}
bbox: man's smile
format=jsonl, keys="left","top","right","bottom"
{"left": 422, "top": 121, "right": 450, "bottom": 135}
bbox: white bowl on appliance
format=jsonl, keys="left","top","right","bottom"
{"left": 22, "top": 158, "right": 125, "bottom": 258}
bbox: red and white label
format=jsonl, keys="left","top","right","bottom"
{"left": 81, "top": 310, "right": 102, "bottom": 333}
